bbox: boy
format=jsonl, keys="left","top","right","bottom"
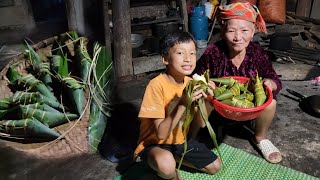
{"left": 133, "top": 32, "right": 221, "bottom": 180}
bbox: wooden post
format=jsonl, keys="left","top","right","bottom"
{"left": 103, "top": 0, "right": 112, "bottom": 51}
{"left": 112, "top": 0, "right": 133, "bottom": 79}
{"left": 178, "top": 0, "right": 189, "bottom": 32}
{"left": 65, "top": 0, "right": 86, "bottom": 35}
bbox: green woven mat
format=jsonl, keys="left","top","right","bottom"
{"left": 115, "top": 143, "right": 319, "bottom": 180}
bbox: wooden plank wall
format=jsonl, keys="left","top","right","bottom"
{"left": 292, "top": 0, "right": 320, "bottom": 19}
{"left": 310, "top": 0, "right": 320, "bottom": 19}
{"left": 296, "top": 0, "right": 313, "bottom": 17}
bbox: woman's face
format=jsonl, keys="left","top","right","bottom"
{"left": 222, "top": 19, "right": 255, "bottom": 54}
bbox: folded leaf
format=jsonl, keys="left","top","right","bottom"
{"left": 0, "top": 118, "right": 60, "bottom": 139}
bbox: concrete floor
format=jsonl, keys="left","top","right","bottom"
{"left": 113, "top": 66, "right": 320, "bottom": 179}
{"left": 0, "top": 38, "right": 319, "bottom": 179}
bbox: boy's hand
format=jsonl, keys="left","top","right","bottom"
{"left": 180, "top": 84, "right": 207, "bottom": 106}
{"left": 192, "top": 84, "right": 207, "bottom": 101}
{"left": 180, "top": 81, "right": 217, "bottom": 105}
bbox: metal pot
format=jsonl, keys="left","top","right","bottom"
{"left": 131, "top": 34, "right": 145, "bottom": 48}
{"left": 269, "top": 32, "right": 292, "bottom": 51}
{"left": 151, "top": 22, "right": 179, "bottom": 38}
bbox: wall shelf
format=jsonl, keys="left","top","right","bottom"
{"left": 131, "top": 16, "right": 183, "bottom": 26}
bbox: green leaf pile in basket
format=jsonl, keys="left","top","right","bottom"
{"left": 0, "top": 31, "right": 114, "bottom": 153}
{"left": 211, "top": 73, "right": 267, "bottom": 108}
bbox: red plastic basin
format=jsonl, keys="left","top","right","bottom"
{"left": 209, "top": 76, "right": 273, "bottom": 121}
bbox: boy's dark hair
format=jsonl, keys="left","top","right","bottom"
{"left": 159, "top": 31, "right": 196, "bottom": 56}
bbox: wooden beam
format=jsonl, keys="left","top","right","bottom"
{"left": 177, "top": 0, "right": 188, "bottom": 31}
{"left": 103, "top": 0, "right": 111, "bottom": 51}
{"left": 0, "top": 0, "right": 13, "bottom": 7}
{"left": 65, "top": 0, "right": 86, "bottom": 35}
{"left": 112, "top": 0, "right": 133, "bottom": 78}
{"left": 287, "top": 12, "right": 320, "bottom": 25}
{"left": 133, "top": 55, "right": 165, "bottom": 75}
{"left": 132, "top": 47, "right": 206, "bottom": 75}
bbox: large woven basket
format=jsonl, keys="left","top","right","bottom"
{"left": 0, "top": 34, "right": 90, "bottom": 159}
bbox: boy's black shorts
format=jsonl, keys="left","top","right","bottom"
{"left": 136, "top": 138, "right": 218, "bottom": 169}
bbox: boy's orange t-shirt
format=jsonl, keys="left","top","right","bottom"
{"left": 134, "top": 73, "right": 192, "bottom": 159}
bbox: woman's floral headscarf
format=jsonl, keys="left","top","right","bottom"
{"left": 217, "top": 2, "right": 267, "bottom": 33}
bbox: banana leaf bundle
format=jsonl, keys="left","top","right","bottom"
{"left": 178, "top": 70, "right": 221, "bottom": 169}
{"left": 239, "top": 80, "right": 250, "bottom": 92}
{"left": 25, "top": 41, "right": 53, "bottom": 87}
{"left": 12, "top": 91, "right": 63, "bottom": 110}
{"left": 253, "top": 73, "right": 267, "bottom": 106}
{"left": 215, "top": 82, "right": 240, "bottom": 101}
{"left": 211, "top": 74, "right": 268, "bottom": 108}
{"left": 0, "top": 98, "right": 11, "bottom": 109}
{"left": 213, "top": 85, "right": 227, "bottom": 97}
{"left": 19, "top": 105, "right": 78, "bottom": 127}
{"left": 38, "top": 62, "right": 53, "bottom": 88}
{"left": 6, "top": 67, "right": 57, "bottom": 102}
{"left": 221, "top": 97, "right": 254, "bottom": 108}
{"left": 19, "top": 74, "right": 56, "bottom": 100}
{"left": 62, "top": 77, "right": 85, "bottom": 115}
{"left": 51, "top": 55, "right": 64, "bottom": 74}
{"left": 0, "top": 118, "right": 60, "bottom": 139}
{"left": 54, "top": 48, "right": 85, "bottom": 115}
{"left": 76, "top": 37, "right": 92, "bottom": 84}
{"left": 20, "top": 102, "right": 59, "bottom": 113}
{"left": 235, "top": 92, "right": 254, "bottom": 102}
{"left": 210, "top": 77, "right": 236, "bottom": 87}
{"left": 88, "top": 44, "right": 114, "bottom": 153}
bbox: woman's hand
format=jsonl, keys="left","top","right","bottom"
{"left": 206, "top": 80, "right": 216, "bottom": 97}
{"left": 263, "top": 78, "right": 277, "bottom": 92}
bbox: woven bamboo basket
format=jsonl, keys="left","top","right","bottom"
{"left": 0, "top": 34, "right": 90, "bottom": 159}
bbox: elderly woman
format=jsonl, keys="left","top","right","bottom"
{"left": 193, "top": 2, "right": 282, "bottom": 164}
